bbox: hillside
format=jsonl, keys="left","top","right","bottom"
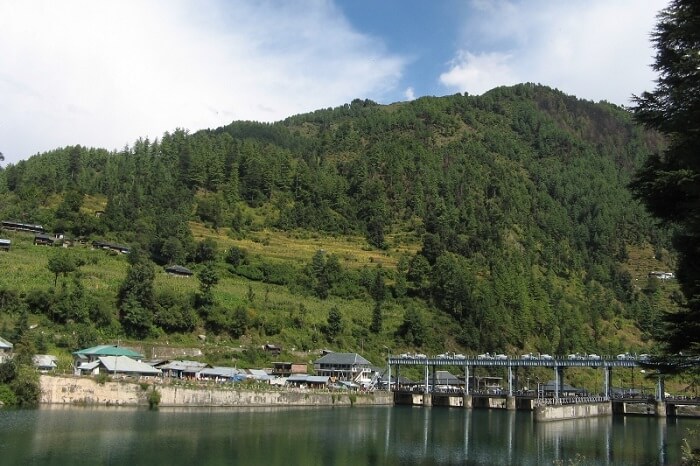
{"left": 0, "top": 84, "right": 678, "bottom": 368}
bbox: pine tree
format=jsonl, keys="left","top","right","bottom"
{"left": 631, "top": 0, "right": 700, "bottom": 355}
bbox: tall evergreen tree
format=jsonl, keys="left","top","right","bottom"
{"left": 631, "top": 0, "right": 700, "bottom": 355}
{"left": 118, "top": 249, "right": 156, "bottom": 338}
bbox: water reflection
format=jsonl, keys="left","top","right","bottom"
{"left": 0, "top": 405, "right": 693, "bottom": 465}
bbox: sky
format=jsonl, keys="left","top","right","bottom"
{"left": 0, "top": 0, "right": 669, "bottom": 165}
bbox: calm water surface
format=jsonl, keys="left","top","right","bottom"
{"left": 0, "top": 405, "right": 697, "bottom": 465}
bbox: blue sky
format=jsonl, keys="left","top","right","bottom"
{"left": 0, "top": 0, "right": 668, "bottom": 165}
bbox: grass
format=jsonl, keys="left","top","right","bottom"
{"left": 190, "top": 222, "right": 415, "bottom": 270}
{"left": 0, "top": 225, "right": 412, "bottom": 367}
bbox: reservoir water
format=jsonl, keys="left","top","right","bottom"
{"left": 0, "top": 405, "right": 697, "bottom": 465}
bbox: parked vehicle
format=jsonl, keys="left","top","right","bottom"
{"left": 477, "top": 353, "right": 492, "bottom": 359}
{"left": 588, "top": 354, "right": 601, "bottom": 360}
{"left": 540, "top": 354, "right": 553, "bottom": 360}
{"left": 494, "top": 354, "right": 508, "bottom": 360}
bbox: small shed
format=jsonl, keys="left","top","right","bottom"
{"left": 33, "top": 354, "right": 58, "bottom": 372}
{"left": 541, "top": 380, "right": 587, "bottom": 397}
{"left": 248, "top": 369, "right": 273, "bottom": 383}
{"left": 0, "top": 239, "right": 10, "bottom": 251}
{"left": 158, "top": 360, "right": 209, "bottom": 379}
{"left": 164, "top": 265, "right": 194, "bottom": 277}
{"left": 285, "top": 374, "right": 329, "bottom": 389}
{"left": 34, "top": 234, "right": 55, "bottom": 246}
{"left": 271, "top": 362, "right": 307, "bottom": 377}
{"left": 433, "top": 370, "right": 462, "bottom": 389}
{"left": 264, "top": 343, "right": 282, "bottom": 356}
{"left": 75, "top": 360, "right": 101, "bottom": 376}
{"left": 92, "top": 240, "right": 130, "bottom": 254}
{"left": 199, "top": 366, "right": 245, "bottom": 382}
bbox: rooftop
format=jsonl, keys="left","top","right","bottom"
{"left": 314, "top": 352, "right": 372, "bottom": 366}
{"left": 0, "top": 336, "right": 14, "bottom": 350}
{"left": 73, "top": 345, "right": 143, "bottom": 359}
{"left": 98, "top": 356, "right": 162, "bottom": 375}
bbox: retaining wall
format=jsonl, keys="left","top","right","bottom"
{"left": 40, "top": 375, "right": 392, "bottom": 408}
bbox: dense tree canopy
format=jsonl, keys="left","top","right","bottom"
{"left": 0, "top": 83, "right": 672, "bottom": 354}
{"left": 631, "top": 0, "right": 700, "bottom": 355}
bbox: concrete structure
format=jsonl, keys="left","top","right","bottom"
{"left": 39, "top": 375, "right": 392, "bottom": 407}
{"left": 0, "top": 238, "right": 10, "bottom": 251}
{"left": 534, "top": 400, "right": 612, "bottom": 422}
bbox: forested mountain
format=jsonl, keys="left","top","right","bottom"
{"left": 0, "top": 84, "right": 675, "bottom": 358}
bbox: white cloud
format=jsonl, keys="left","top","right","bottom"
{"left": 439, "top": 51, "right": 518, "bottom": 95}
{"left": 404, "top": 87, "right": 416, "bottom": 100}
{"left": 0, "top": 0, "right": 406, "bottom": 163}
{"left": 441, "top": 0, "right": 668, "bottom": 104}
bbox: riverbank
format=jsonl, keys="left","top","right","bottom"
{"left": 39, "top": 375, "right": 392, "bottom": 407}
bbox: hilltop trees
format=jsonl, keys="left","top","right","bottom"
{"left": 631, "top": 0, "right": 700, "bottom": 355}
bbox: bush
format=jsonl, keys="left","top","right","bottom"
{"left": 11, "top": 367, "right": 40, "bottom": 407}
{"left": 0, "top": 384, "right": 17, "bottom": 407}
{"left": 148, "top": 388, "right": 161, "bottom": 410}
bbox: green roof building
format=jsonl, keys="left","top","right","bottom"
{"left": 73, "top": 345, "right": 143, "bottom": 363}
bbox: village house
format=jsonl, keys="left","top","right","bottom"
{"left": 164, "top": 265, "right": 194, "bottom": 277}
{"left": 33, "top": 234, "right": 55, "bottom": 246}
{"left": 33, "top": 354, "right": 58, "bottom": 372}
{"left": 73, "top": 345, "right": 144, "bottom": 373}
{"left": 198, "top": 366, "right": 246, "bottom": 382}
{"left": 263, "top": 343, "right": 282, "bottom": 356}
{"left": 92, "top": 240, "right": 130, "bottom": 254}
{"left": 271, "top": 362, "right": 307, "bottom": 377}
{"left": 285, "top": 374, "right": 330, "bottom": 389}
{"left": 77, "top": 355, "right": 162, "bottom": 378}
{"left": 313, "top": 352, "right": 374, "bottom": 387}
{"left": 1, "top": 220, "right": 45, "bottom": 234}
{"left": 157, "top": 360, "right": 209, "bottom": 379}
{"left": 648, "top": 271, "right": 675, "bottom": 280}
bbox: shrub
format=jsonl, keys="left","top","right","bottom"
{"left": 148, "top": 388, "right": 161, "bottom": 410}
{"left": 0, "top": 384, "right": 17, "bottom": 407}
